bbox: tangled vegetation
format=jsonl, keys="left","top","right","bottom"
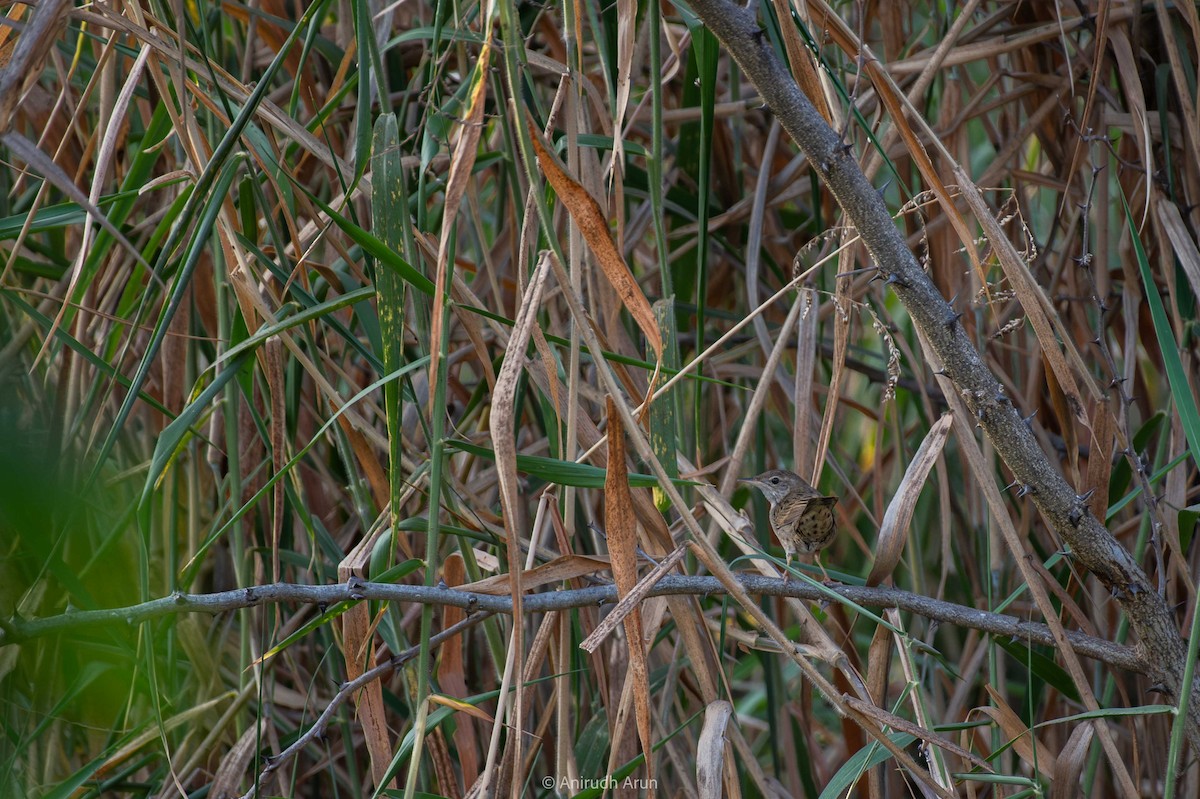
{"left": 2, "top": 0, "right": 1200, "bottom": 797}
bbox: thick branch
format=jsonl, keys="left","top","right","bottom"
{"left": 0, "top": 577, "right": 1142, "bottom": 673}
{"left": 684, "top": 0, "right": 1193, "bottom": 731}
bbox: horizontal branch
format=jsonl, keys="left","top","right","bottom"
{"left": 0, "top": 576, "right": 1142, "bottom": 673}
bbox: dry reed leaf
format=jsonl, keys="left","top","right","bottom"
{"left": 337, "top": 519, "right": 395, "bottom": 792}
{"left": 336, "top": 415, "right": 390, "bottom": 510}
{"left": 848, "top": 36, "right": 1104, "bottom": 432}
{"left": 881, "top": 10, "right": 1113, "bottom": 75}
{"left": 864, "top": 620, "right": 892, "bottom": 769}
{"left": 868, "top": 412, "right": 953, "bottom": 586}
{"left": 604, "top": 396, "right": 654, "bottom": 785}
{"left": 526, "top": 120, "right": 662, "bottom": 359}
{"left": 1155, "top": 195, "right": 1200, "bottom": 303}
{"left": 486, "top": 250, "right": 552, "bottom": 793}
{"left": 266, "top": 337, "right": 285, "bottom": 583}
{"left": 696, "top": 700, "right": 734, "bottom": 799}
{"left": 1050, "top": 721, "right": 1094, "bottom": 799}
{"left": 773, "top": 0, "right": 832, "bottom": 123}
{"left": 811, "top": 243, "right": 853, "bottom": 483}
{"left": 338, "top": 594, "right": 395, "bottom": 790}
{"left": 869, "top": 73, "right": 985, "bottom": 283}
{"left": 45, "top": 39, "right": 150, "bottom": 353}
{"left": 1108, "top": 31, "right": 1152, "bottom": 223}
{"left": 220, "top": 0, "right": 303, "bottom": 81}
{"left": 460, "top": 554, "right": 611, "bottom": 595}
{"left": 429, "top": 28, "right": 493, "bottom": 410}
{"left": 792, "top": 288, "right": 819, "bottom": 469}
{"left": 843, "top": 695, "right": 993, "bottom": 775}
{"left": 612, "top": 0, "right": 634, "bottom": 172}
{"left": 0, "top": 1, "right": 25, "bottom": 57}
{"left": 430, "top": 693, "right": 495, "bottom": 724}
{"left": 211, "top": 724, "right": 259, "bottom": 799}
{"left": 1044, "top": 355, "right": 1079, "bottom": 484}
{"left": 440, "top": 554, "right": 482, "bottom": 785}
{"left": 977, "top": 687, "right": 1059, "bottom": 779}
{"left": 1150, "top": 0, "right": 1200, "bottom": 175}
{"left": 1083, "top": 398, "right": 1116, "bottom": 523}
{"left": 0, "top": 0, "right": 69, "bottom": 130}
{"left": 578, "top": 544, "right": 687, "bottom": 653}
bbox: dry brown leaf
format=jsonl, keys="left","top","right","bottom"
{"left": 869, "top": 67, "right": 985, "bottom": 283}
{"left": 1050, "top": 720, "right": 1094, "bottom": 799}
{"left": 430, "top": 693, "right": 495, "bottom": 724}
{"left": 868, "top": 413, "right": 953, "bottom": 586}
{"left": 1084, "top": 398, "right": 1116, "bottom": 523}
{"left": 338, "top": 590, "right": 395, "bottom": 791}
{"left": 429, "top": 32, "right": 493, "bottom": 413}
{"left": 772, "top": 0, "right": 832, "bottom": 124}
{"left": 696, "top": 700, "right": 734, "bottom": 799}
{"left": 210, "top": 723, "right": 260, "bottom": 799}
{"left": 460, "top": 554, "right": 611, "bottom": 595}
{"left": 441, "top": 554, "right": 481, "bottom": 785}
{"left": 977, "top": 687, "right": 1058, "bottom": 779}
{"left": 526, "top": 120, "right": 662, "bottom": 359}
{"left": 1044, "top": 352, "right": 1080, "bottom": 485}
{"left": 485, "top": 249, "right": 552, "bottom": 794}
{"left": 605, "top": 396, "right": 655, "bottom": 786}
{"left": 1156, "top": 193, "right": 1200, "bottom": 303}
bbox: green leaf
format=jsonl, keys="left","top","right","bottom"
{"left": 445, "top": 439, "right": 700, "bottom": 490}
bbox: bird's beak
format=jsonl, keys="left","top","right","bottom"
{"left": 737, "top": 477, "right": 755, "bottom": 485}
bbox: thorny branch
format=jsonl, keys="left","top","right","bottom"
{"left": 1, "top": 576, "right": 1144, "bottom": 673}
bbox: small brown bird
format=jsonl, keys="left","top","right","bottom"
{"left": 739, "top": 469, "right": 839, "bottom": 583}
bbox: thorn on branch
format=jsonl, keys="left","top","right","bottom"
{"left": 1015, "top": 484, "right": 1034, "bottom": 498}
{"left": 943, "top": 310, "right": 964, "bottom": 330}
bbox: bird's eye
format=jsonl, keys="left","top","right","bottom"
{"left": 770, "top": 477, "right": 779, "bottom": 484}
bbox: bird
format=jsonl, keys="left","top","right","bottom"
{"left": 739, "top": 469, "right": 839, "bottom": 583}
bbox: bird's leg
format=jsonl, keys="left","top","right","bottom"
{"left": 815, "top": 554, "right": 837, "bottom": 587}
{"left": 783, "top": 552, "right": 794, "bottom": 585}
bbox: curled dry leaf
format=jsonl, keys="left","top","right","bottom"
{"left": 459, "top": 554, "right": 611, "bottom": 595}
{"left": 696, "top": 700, "right": 734, "bottom": 799}
{"left": 604, "top": 396, "right": 654, "bottom": 785}
{"left": 1050, "top": 721, "right": 1094, "bottom": 799}
{"left": 978, "top": 686, "right": 1058, "bottom": 779}
{"left": 526, "top": 119, "right": 662, "bottom": 360}
{"left": 868, "top": 413, "right": 953, "bottom": 586}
